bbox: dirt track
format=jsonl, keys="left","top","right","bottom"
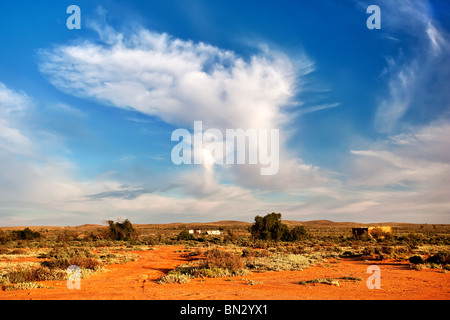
{"left": 1, "top": 246, "right": 448, "bottom": 300}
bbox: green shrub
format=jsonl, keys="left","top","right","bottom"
{"left": 3, "top": 265, "right": 66, "bottom": 285}
{"left": 177, "top": 230, "right": 194, "bottom": 241}
{"left": 2, "top": 281, "right": 46, "bottom": 291}
{"left": 99, "top": 252, "right": 138, "bottom": 265}
{"left": 362, "top": 246, "right": 375, "bottom": 256}
{"left": 0, "top": 231, "right": 12, "bottom": 244}
{"left": 157, "top": 273, "right": 191, "bottom": 284}
{"left": 246, "top": 253, "right": 317, "bottom": 271}
{"left": 159, "top": 263, "right": 250, "bottom": 283}
{"left": 157, "top": 248, "right": 252, "bottom": 284}
{"left": 286, "top": 226, "right": 308, "bottom": 242}
{"left": 241, "top": 248, "right": 258, "bottom": 258}
{"left": 426, "top": 252, "right": 449, "bottom": 265}
{"left": 107, "top": 219, "right": 137, "bottom": 241}
{"left": 11, "top": 228, "right": 41, "bottom": 240}
{"left": 299, "top": 278, "right": 340, "bottom": 286}
{"left": 42, "top": 247, "right": 102, "bottom": 270}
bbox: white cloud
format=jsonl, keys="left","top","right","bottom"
{"left": 39, "top": 27, "right": 304, "bottom": 132}
{"left": 342, "top": 120, "right": 450, "bottom": 221}
{"left": 351, "top": 119, "right": 450, "bottom": 185}
{"left": 374, "top": 64, "right": 416, "bottom": 133}
{"left": 373, "top": 0, "right": 450, "bottom": 133}
{"left": 0, "top": 83, "right": 31, "bottom": 116}
{"left": 0, "top": 84, "right": 34, "bottom": 155}
{"left": 38, "top": 23, "right": 333, "bottom": 192}
{"left": 0, "top": 84, "right": 79, "bottom": 211}
{"left": 297, "top": 103, "right": 340, "bottom": 116}
{"left": 0, "top": 83, "right": 141, "bottom": 225}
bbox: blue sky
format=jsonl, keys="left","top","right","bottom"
{"left": 0, "top": 0, "right": 449, "bottom": 226}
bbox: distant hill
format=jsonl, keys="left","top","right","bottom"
{"left": 1, "top": 220, "right": 448, "bottom": 235}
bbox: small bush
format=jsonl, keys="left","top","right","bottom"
{"left": 42, "top": 247, "right": 102, "bottom": 270}
{"left": 286, "top": 226, "right": 308, "bottom": 242}
{"left": 202, "top": 249, "right": 245, "bottom": 271}
{"left": 246, "top": 253, "right": 317, "bottom": 271}
{"left": 241, "top": 248, "right": 256, "bottom": 258}
{"left": 410, "top": 263, "right": 428, "bottom": 271}
{"left": 409, "top": 256, "right": 423, "bottom": 264}
{"left": 4, "top": 266, "right": 66, "bottom": 284}
{"left": 362, "top": 246, "right": 375, "bottom": 257}
{"left": 370, "top": 228, "right": 392, "bottom": 240}
{"left": 99, "top": 252, "right": 138, "bottom": 265}
{"left": 177, "top": 230, "right": 194, "bottom": 241}
{"left": 10, "top": 249, "right": 27, "bottom": 255}
{"left": 0, "top": 247, "right": 9, "bottom": 254}
{"left": 341, "top": 275, "right": 363, "bottom": 282}
{"left": 158, "top": 273, "right": 191, "bottom": 284}
{"left": 157, "top": 248, "right": 252, "bottom": 284}
{"left": 0, "top": 231, "right": 12, "bottom": 244}
{"left": 2, "top": 281, "right": 46, "bottom": 291}
{"left": 299, "top": 276, "right": 362, "bottom": 286}
{"left": 299, "top": 278, "right": 340, "bottom": 286}
{"left": 426, "top": 252, "right": 449, "bottom": 265}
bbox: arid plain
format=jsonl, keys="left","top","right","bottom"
{"left": 1, "top": 220, "right": 449, "bottom": 300}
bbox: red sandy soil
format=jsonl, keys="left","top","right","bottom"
{"left": 0, "top": 246, "right": 448, "bottom": 300}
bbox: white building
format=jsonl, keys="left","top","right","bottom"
{"left": 206, "top": 230, "right": 222, "bottom": 235}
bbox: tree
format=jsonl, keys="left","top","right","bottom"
{"left": 287, "top": 226, "right": 308, "bottom": 241}
{"left": 250, "top": 212, "right": 289, "bottom": 241}
{"left": 11, "top": 228, "right": 41, "bottom": 240}
{"left": 107, "top": 219, "right": 137, "bottom": 241}
{"left": 250, "top": 213, "right": 308, "bottom": 242}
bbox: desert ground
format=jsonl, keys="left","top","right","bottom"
{"left": 0, "top": 220, "right": 449, "bottom": 300}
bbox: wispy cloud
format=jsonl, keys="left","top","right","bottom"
{"left": 298, "top": 103, "right": 339, "bottom": 116}
{"left": 0, "top": 83, "right": 34, "bottom": 156}
{"left": 373, "top": 0, "right": 450, "bottom": 133}
{"left": 87, "top": 186, "right": 157, "bottom": 200}
{"left": 345, "top": 119, "right": 450, "bottom": 221}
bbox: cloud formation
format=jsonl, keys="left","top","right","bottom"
{"left": 39, "top": 27, "right": 305, "bottom": 131}
{"left": 373, "top": 0, "right": 450, "bottom": 133}
{"left": 39, "top": 23, "right": 330, "bottom": 192}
